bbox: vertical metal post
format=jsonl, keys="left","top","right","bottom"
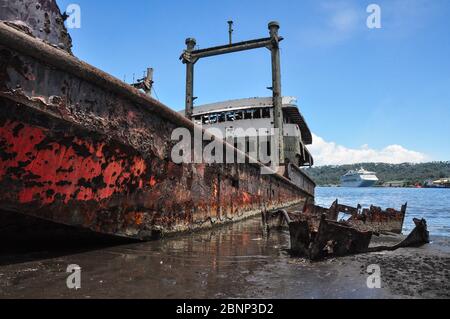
{"left": 145, "top": 68, "right": 154, "bottom": 96}
{"left": 228, "top": 21, "right": 234, "bottom": 45}
{"left": 146, "top": 68, "right": 154, "bottom": 96}
{"left": 185, "top": 38, "right": 196, "bottom": 119}
{"left": 268, "top": 21, "right": 284, "bottom": 165}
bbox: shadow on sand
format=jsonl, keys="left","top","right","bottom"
{"left": 0, "top": 210, "right": 136, "bottom": 266}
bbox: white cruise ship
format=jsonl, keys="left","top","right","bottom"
{"left": 340, "top": 168, "right": 379, "bottom": 187}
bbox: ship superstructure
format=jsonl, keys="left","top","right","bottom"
{"left": 186, "top": 96, "right": 314, "bottom": 168}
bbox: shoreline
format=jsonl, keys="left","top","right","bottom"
{"left": 0, "top": 218, "right": 448, "bottom": 299}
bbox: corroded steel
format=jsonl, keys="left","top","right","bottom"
{"left": 343, "top": 203, "right": 407, "bottom": 234}
{"left": 300, "top": 199, "right": 407, "bottom": 234}
{"left": 181, "top": 21, "right": 286, "bottom": 166}
{"left": 0, "top": 19, "right": 314, "bottom": 240}
{"left": 0, "top": 0, "right": 72, "bottom": 53}
{"left": 368, "top": 218, "right": 430, "bottom": 252}
{"left": 263, "top": 209, "right": 429, "bottom": 260}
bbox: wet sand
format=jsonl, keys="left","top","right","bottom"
{"left": 356, "top": 235, "right": 450, "bottom": 298}
{"left": 0, "top": 217, "right": 449, "bottom": 299}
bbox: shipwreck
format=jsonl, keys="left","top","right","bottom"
{"left": 0, "top": 0, "right": 315, "bottom": 240}
{"left": 0, "top": 0, "right": 429, "bottom": 251}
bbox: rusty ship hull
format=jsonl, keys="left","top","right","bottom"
{"left": 0, "top": 14, "right": 315, "bottom": 240}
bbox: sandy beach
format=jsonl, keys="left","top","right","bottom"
{"left": 353, "top": 235, "right": 450, "bottom": 298}
{"left": 0, "top": 216, "right": 448, "bottom": 299}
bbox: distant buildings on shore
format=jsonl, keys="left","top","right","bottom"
{"left": 381, "top": 178, "right": 450, "bottom": 188}
{"left": 321, "top": 178, "right": 450, "bottom": 188}
{"left": 382, "top": 181, "right": 407, "bottom": 188}
{"left": 322, "top": 178, "right": 450, "bottom": 188}
{"left": 424, "top": 178, "right": 450, "bottom": 188}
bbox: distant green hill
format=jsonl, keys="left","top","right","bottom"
{"left": 303, "top": 162, "right": 450, "bottom": 186}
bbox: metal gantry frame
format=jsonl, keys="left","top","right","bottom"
{"left": 181, "top": 21, "right": 285, "bottom": 165}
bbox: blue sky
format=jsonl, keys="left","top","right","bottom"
{"left": 57, "top": 0, "right": 450, "bottom": 165}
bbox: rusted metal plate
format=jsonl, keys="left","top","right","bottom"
{"left": 309, "top": 216, "right": 373, "bottom": 260}
{"left": 0, "top": 21, "right": 314, "bottom": 240}
{"left": 263, "top": 209, "right": 429, "bottom": 260}
{"left": 300, "top": 199, "right": 407, "bottom": 234}
{"left": 347, "top": 204, "right": 407, "bottom": 234}
{"left": 285, "top": 164, "right": 315, "bottom": 195}
{"left": 0, "top": 0, "right": 72, "bottom": 53}
{"left": 368, "top": 218, "right": 430, "bottom": 253}
{"left": 262, "top": 208, "right": 373, "bottom": 259}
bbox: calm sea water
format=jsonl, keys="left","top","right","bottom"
{"left": 315, "top": 187, "right": 450, "bottom": 237}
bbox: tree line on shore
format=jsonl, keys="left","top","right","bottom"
{"left": 302, "top": 161, "right": 450, "bottom": 186}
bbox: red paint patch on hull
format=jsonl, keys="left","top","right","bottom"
{"left": 0, "top": 119, "right": 150, "bottom": 206}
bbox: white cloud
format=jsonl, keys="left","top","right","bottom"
{"left": 299, "top": 1, "right": 363, "bottom": 47}
{"left": 310, "top": 133, "right": 428, "bottom": 166}
{"left": 329, "top": 7, "right": 359, "bottom": 32}
{"left": 382, "top": 0, "right": 440, "bottom": 36}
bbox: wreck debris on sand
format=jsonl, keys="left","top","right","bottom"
{"left": 302, "top": 199, "right": 407, "bottom": 234}
{"left": 262, "top": 200, "right": 429, "bottom": 260}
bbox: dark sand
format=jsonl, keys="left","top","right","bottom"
{"left": 0, "top": 217, "right": 449, "bottom": 299}
{"left": 355, "top": 235, "right": 450, "bottom": 298}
